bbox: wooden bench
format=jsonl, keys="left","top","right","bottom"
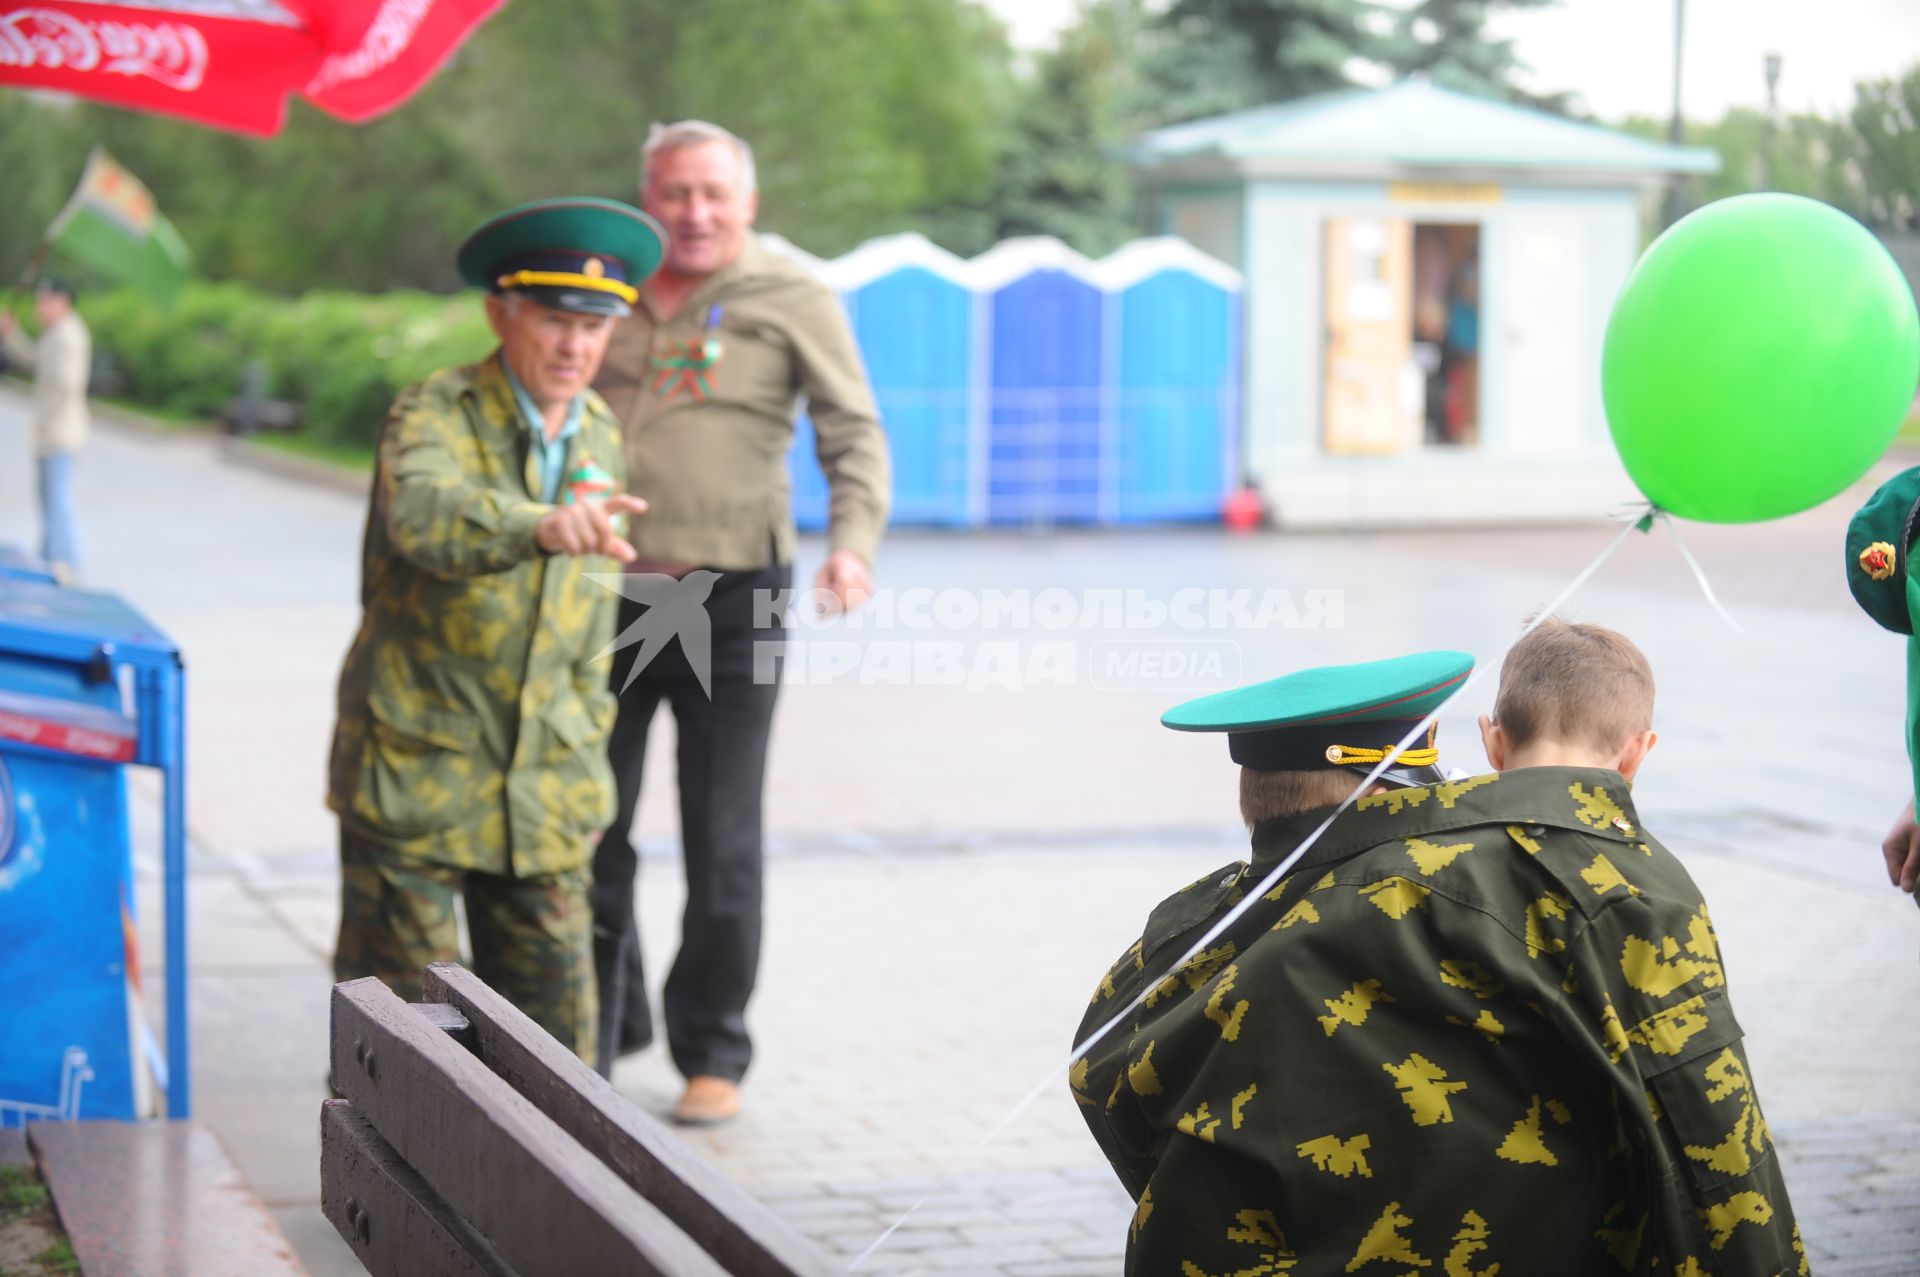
{"left": 323, "top": 963, "right": 843, "bottom": 1277}
{"left": 220, "top": 360, "right": 301, "bottom": 436}
{"left": 219, "top": 395, "right": 301, "bottom": 435}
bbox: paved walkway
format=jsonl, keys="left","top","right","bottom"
{"left": 7, "top": 389, "right": 1920, "bottom": 1274}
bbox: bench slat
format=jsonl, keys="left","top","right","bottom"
{"left": 331, "top": 978, "right": 730, "bottom": 1277}
{"left": 423, "top": 964, "right": 841, "bottom": 1277}
{"left": 29, "top": 1120, "right": 307, "bottom": 1277}
{"left": 321, "top": 1100, "right": 516, "bottom": 1277}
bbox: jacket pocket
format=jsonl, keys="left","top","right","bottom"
{"left": 359, "top": 689, "right": 481, "bottom": 838}
{"left": 1641, "top": 994, "right": 1770, "bottom": 1194}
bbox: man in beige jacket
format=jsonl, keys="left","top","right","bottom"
{"left": 590, "top": 120, "right": 891, "bottom": 1123}
{"left": 1, "top": 278, "right": 91, "bottom": 583}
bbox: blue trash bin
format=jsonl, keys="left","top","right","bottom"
{"left": 0, "top": 577, "right": 188, "bottom": 1123}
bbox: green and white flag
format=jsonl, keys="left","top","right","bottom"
{"left": 42, "top": 148, "right": 192, "bottom": 305}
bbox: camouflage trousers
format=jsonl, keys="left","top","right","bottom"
{"left": 333, "top": 830, "right": 598, "bottom": 1063}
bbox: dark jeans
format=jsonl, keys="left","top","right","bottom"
{"left": 591, "top": 563, "right": 789, "bottom": 1081}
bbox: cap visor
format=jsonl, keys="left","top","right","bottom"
{"left": 514, "top": 285, "right": 631, "bottom": 318}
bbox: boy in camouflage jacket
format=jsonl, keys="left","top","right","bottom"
{"left": 1076, "top": 627, "right": 1803, "bottom": 1275}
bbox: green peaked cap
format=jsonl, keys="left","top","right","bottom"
{"left": 455, "top": 197, "right": 666, "bottom": 317}
{"left": 1163, "top": 650, "right": 1474, "bottom": 775}
{"left": 1845, "top": 465, "right": 1920, "bottom": 637}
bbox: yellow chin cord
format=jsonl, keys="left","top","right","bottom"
{"left": 1323, "top": 722, "right": 1439, "bottom": 768}
{"left": 495, "top": 269, "right": 639, "bottom": 305}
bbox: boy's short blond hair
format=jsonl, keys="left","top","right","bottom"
{"left": 1494, "top": 617, "right": 1654, "bottom": 754}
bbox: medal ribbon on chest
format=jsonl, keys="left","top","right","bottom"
{"left": 650, "top": 304, "right": 725, "bottom": 400}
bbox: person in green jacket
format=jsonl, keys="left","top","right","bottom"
{"left": 1075, "top": 630, "right": 1803, "bottom": 1275}
{"left": 328, "top": 198, "right": 663, "bottom": 1061}
{"left": 1844, "top": 467, "right": 1920, "bottom": 900}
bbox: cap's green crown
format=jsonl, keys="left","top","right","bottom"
{"left": 456, "top": 198, "right": 666, "bottom": 318}
{"left": 1162, "top": 650, "right": 1473, "bottom": 778}
{"left": 1163, "top": 651, "right": 1473, "bottom": 733}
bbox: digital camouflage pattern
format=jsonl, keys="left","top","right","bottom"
{"left": 1074, "top": 767, "right": 1805, "bottom": 1276}
{"left": 335, "top": 832, "right": 598, "bottom": 1060}
{"left": 328, "top": 353, "right": 624, "bottom": 876}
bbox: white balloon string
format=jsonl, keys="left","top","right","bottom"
{"left": 1658, "top": 511, "right": 1746, "bottom": 634}
{"left": 849, "top": 512, "right": 1648, "bottom": 1273}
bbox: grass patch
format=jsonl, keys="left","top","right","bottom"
{"left": 33, "top": 1238, "right": 79, "bottom": 1274}
{"left": 0, "top": 1165, "right": 48, "bottom": 1216}
{"left": 97, "top": 395, "right": 206, "bottom": 431}
{"left": 250, "top": 431, "right": 374, "bottom": 473}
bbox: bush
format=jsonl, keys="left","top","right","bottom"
{"left": 82, "top": 283, "right": 493, "bottom": 449}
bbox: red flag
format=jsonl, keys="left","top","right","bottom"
{"left": 0, "top": 0, "right": 504, "bottom": 137}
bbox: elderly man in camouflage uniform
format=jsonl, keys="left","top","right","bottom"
{"left": 1075, "top": 647, "right": 1803, "bottom": 1275}
{"left": 328, "top": 198, "right": 663, "bottom": 1061}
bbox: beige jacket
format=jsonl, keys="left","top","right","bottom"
{"left": 593, "top": 235, "right": 891, "bottom": 570}
{"left": 3, "top": 312, "right": 91, "bottom": 458}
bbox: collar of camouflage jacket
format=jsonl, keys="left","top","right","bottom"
{"left": 1249, "top": 766, "right": 1646, "bottom": 882}
{"left": 471, "top": 351, "right": 519, "bottom": 425}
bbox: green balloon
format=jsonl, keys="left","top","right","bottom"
{"left": 1602, "top": 193, "right": 1920, "bottom": 523}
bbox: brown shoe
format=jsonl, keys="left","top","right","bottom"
{"left": 672, "top": 1075, "right": 741, "bottom": 1126}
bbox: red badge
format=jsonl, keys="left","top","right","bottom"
{"left": 1860, "top": 541, "right": 1897, "bottom": 582}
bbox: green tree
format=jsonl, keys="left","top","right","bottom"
{"left": 0, "top": 0, "right": 1016, "bottom": 288}
{"left": 1618, "top": 107, "right": 1869, "bottom": 226}
{"left": 958, "top": 2, "right": 1143, "bottom": 255}
{"left": 0, "top": 94, "right": 89, "bottom": 284}
{"left": 666, "top": 0, "right": 1012, "bottom": 255}
{"left": 1376, "top": 0, "right": 1572, "bottom": 111}
{"left": 1851, "top": 67, "right": 1920, "bottom": 231}
{"left": 1137, "top": 0, "right": 1377, "bottom": 125}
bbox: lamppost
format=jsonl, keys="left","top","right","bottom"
{"left": 1762, "top": 51, "right": 1783, "bottom": 190}
{"left": 1662, "top": 0, "right": 1688, "bottom": 228}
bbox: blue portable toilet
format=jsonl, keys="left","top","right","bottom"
{"left": 975, "top": 238, "right": 1107, "bottom": 526}
{"left": 822, "top": 234, "right": 978, "bottom": 527}
{"left": 1097, "top": 239, "right": 1243, "bottom": 522}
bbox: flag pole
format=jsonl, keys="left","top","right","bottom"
{"left": 2, "top": 244, "right": 50, "bottom": 349}
{"left": 13, "top": 242, "right": 50, "bottom": 291}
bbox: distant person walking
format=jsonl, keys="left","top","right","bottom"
{"left": 1, "top": 278, "right": 91, "bottom": 583}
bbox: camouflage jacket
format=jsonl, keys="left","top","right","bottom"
{"left": 328, "top": 353, "right": 623, "bottom": 875}
{"left": 1074, "top": 767, "right": 1805, "bottom": 1277}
